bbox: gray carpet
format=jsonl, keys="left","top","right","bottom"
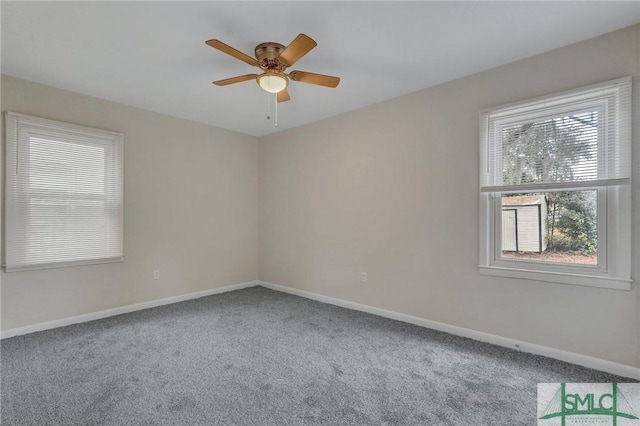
{"left": 1, "top": 286, "right": 634, "bottom": 425}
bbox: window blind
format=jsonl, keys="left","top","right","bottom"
{"left": 4, "top": 112, "right": 124, "bottom": 272}
{"left": 480, "top": 77, "right": 631, "bottom": 192}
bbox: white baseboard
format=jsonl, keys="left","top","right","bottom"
{"left": 259, "top": 280, "right": 640, "bottom": 380}
{"left": 3, "top": 278, "right": 637, "bottom": 380}
{"left": 1, "top": 280, "right": 260, "bottom": 339}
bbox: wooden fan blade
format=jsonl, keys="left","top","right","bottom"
{"left": 206, "top": 39, "right": 259, "bottom": 66}
{"left": 277, "top": 88, "right": 290, "bottom": 103}
{"left": 213, "top": 74, "right": 259, "bottom": 86}
{"left": 289, "top": 71, "right": 340, "bottom": 88}
{"left": 278, "top": 34, "right": 317, "bottom": 67}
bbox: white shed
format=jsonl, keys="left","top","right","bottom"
{"left": 501, "top": 195, "right": 547, "bottom": 253}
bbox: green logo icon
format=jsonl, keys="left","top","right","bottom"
{"left": 539, "top": 383, "right": 639, "bottom": 425}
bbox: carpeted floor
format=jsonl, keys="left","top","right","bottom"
{"left": 1, "top": 286, "right": 634, "bottom": 425}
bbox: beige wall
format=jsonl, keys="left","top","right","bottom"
{"left": 1, "top": 76, "right": 259, "bottom": 330}
{"left": 259, "top": 25, "right": 640, "bottom": 367}
{"left": 2, "top": 25, "right": 638, "bottom": 369}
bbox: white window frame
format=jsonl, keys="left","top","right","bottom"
{"left": 478, "top": 78, "right": 632, "bottom": 291}
{"left": 4, "top": 112, "right": 124, "bottom": 272}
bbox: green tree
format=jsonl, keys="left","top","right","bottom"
{"left": 547, "top": 191, "right": 597, "bottom": 255}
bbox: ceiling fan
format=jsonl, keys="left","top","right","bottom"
{"left": 205, "top": 34, "right": 340, "bottom": 102}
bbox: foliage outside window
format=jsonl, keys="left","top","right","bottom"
{"left": 479, "top": 78, "right": 631, "bottom": 290}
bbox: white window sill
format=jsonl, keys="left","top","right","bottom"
{"left": 4, "top": 257, "right": 124, "bottom": 273}
{"left": 478, "top": 265, "right": 631, "bottom": 291}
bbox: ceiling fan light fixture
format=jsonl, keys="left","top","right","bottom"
{"left": 257, "top": 73, "right": 288, "bottom": 93}
{"left": 208, "top": 34, "right": 340, "bottom": 103}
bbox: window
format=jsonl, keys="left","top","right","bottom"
{"left": 478, "top": 78, "right": 631, "bottom": 290}
{"left": 4, "top": 112, "right": 124, "bottom": 272}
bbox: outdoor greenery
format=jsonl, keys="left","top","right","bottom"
{"left": 545, "top": 190, "right": 597, "bottom": 255}
{"left": 502, "top": 113, "right": 598, "bottom": 255}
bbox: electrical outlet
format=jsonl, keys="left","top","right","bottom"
{"left": 153, "top": 269, "right": 160, "bottom": 280}
{"left": 360, "top": 272, "right": 367, "bottom": 283}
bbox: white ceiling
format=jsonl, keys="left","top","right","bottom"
{"left": 2, "top": 2, "right": 639, "bottom": 137}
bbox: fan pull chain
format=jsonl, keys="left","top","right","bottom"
{"left": 274, "top": 93, "right": 278, "bottom": 127}
{"left": 266, "top": 92, "right": 270, "bottom": 122}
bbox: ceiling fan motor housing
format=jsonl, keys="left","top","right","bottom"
{"left": 255, "top": 42, "right": 286, "bottom": 73}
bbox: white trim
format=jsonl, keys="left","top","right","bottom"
{"left": 4, "top": 256, "right": 124, "bottom": 273}
{"left": 478, "top": 266, "right": 632, "bottom": 291}
{"left": 3, "top": 279, "right": 637, "bottom": 379}
{"left": 1, "top": 280, "right": 260, "bottom": 339}
{"left": 480, "top": 178, "right": 630, "bottom": 193}
{"left": 5, "top": 111, "right": 124, "bottom": 138}
{"left": 259, "top": 280, "right": 639, "bottom": 380}
{"left": 480, "top": 77, "right": 632, "bottom": 118}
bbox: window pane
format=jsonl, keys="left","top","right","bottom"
{"left": 501, "top": 111, "right": 599, "bottom": 186}
{"left": 501, "top": 190, "right": 597, "bottom": 265}
{"left": 29, "top": 137, "right": 105, "bottom": 195}
{"left": 27, "top": 197, "right": 108, "bottom": 264}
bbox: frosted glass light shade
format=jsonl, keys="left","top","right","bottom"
{"left": 258, "top": 74, "right": 288, "bottom": 93}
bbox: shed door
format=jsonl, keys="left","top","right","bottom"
{"left": 502, "top": 209, "right": 517, "bottom": 251}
